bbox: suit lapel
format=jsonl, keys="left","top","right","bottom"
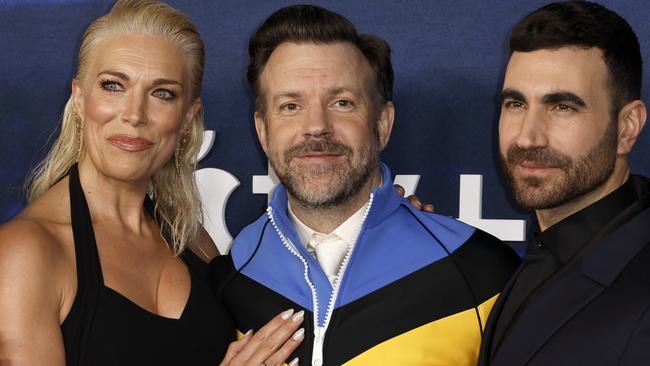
{"left": 490, "top": 266, "right": 605, "bottom": 365}
{"left": 491, "top": 203, "right": 650, "bottom": 365}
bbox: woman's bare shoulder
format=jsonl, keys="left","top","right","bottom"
{"left": 0, "top": 213, "right": 70, "bottom": 272}
{"left": 0, "top": 220, "right": 64, "bottom": 316}
{"left": 0, "top": 181, "right": 74, "bottom": 280}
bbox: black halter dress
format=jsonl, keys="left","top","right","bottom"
{"left": 60, "top": 164, "right": 235, "bottom": 365}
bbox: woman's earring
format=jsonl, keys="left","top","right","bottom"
{"left": 74, "top": 112, "right": 83, "bottom": 162}
{"left": 174, "top": 129, "right": 190, "bottom": 177}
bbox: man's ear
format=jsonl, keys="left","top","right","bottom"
{"left": 617, "top": 100, "right": 647, "bottom": 155}
{"left": 377, "top": 101, "right": 395, "bottom": 149}
{"left": 71, "top": 79, "right": 84, "bottom": 119}
{"left": 254, "top": 111, "right": 268, "bottom": 154}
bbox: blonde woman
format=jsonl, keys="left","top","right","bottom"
{"left": 0, "top": 1, "right": 302, "bottom": 365}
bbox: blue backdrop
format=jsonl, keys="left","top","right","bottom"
{"left": 1, "top": 0, "right": 649, "bottom": 253}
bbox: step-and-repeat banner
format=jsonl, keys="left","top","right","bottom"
{"left": 2, "top": 0, "right": 649, "bottom": 254}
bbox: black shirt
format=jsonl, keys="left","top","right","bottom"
{"left": 62, "top": 164, "right": 236, "bottom": 365}
{"left": 490, "top": 177, "right": 639, "bottom": 356}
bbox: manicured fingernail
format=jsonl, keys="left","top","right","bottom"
{"left": 292, "top": 328, "right": 305, "bottom": 341}
{"left": 292, "top": 310, "right": 304, "bottom": 322}
{"left": 288, "top": 357, "right": 300, "bottom": 366}
{"left": 281, "top": 308, "right": 294, "bottom": 320}
{"left": 244, "top": 329, "right": 253, "bottom": 337}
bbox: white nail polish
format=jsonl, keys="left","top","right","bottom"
{"left": 292, "top": 328, "right": 305, "bottom": 341}
{"left": 244, "top": 329, "right": 253, "bottom": 337}
{"left": 288, "top": 357, "right": 299, "bottom": 366}
{"left": 292, "top": 310, "right": 305, "bottom": 322}
{"left": 281, "top": 308, "right": 294, "bottom": 320}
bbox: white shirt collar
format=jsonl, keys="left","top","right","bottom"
{"left": 288, "top": 200, "right": 369, "bottom": 248}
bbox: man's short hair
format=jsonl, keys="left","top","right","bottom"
{"left": 247, "top": 4, "right": 393, "bottom": 116}
{"left": 509, "top": 0, "right": 642, "bottom": 117}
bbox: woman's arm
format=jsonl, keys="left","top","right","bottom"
{"left": 0, "top": 219, "right": 68, "bottom": 365}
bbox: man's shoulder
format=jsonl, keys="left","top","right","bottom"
{"left": 211, "top": 214, "right": 269, "bottom": 288}
{"left": 408, "top": 210, "right": 522, "bottom": 289}
{"left": 381, "top": 202, "right": 519, "bottom": 261}
{"left": 455, "top": 228, "right": 521, "bottom": 273}
{"left": 376, "top": 202, "right": 474, "bottom": 248}
{"left": 394, "top": 209, "right": 521, "bottom": 303}
{"left": 230, "top": 212, "right": 271, "bottom": 255}
{"left": 449, "top": 228, "right": 521, "bottom": 303}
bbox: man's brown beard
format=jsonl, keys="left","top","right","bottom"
{"left": 500, "top": 121, "right": 618, "bottom": 210}
{"left": 268, "top": 134, "right": 380, "bottom": 209}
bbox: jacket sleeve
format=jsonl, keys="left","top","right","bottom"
{"left": 619, "top": 303, "right": 650, "bottom": 365}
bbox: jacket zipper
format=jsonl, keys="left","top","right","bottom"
{"left": 266, "top": 193, "right": 374, "bottom": 366}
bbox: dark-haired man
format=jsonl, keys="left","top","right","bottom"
{"left": 480, "top": 1, "right": 650, "bottom": 365}
{"left": 212, "top": 4, "right": 520, "bottom": 366}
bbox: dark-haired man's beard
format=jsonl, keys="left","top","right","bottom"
{"left": 268, "top": 132, "right": 380, "bottom": 209}
{"left": 500, "top": 122, "right": 618, "bottom": 210}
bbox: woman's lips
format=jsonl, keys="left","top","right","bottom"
{"left": 107, "top": 135, "right": 154, "bottom": 152}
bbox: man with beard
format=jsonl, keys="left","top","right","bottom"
{"left": 479, "top": 2, "right": 650, "bottom": 365}
{"left": 212, "top": 5, "right": 520, "bottom": 366}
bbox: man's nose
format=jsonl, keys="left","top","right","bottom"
{"left": 302, "top": 103, "right": 333, "bottom": 138}
{"left": 515, "top": 107, "right": 548, "bottom": 149}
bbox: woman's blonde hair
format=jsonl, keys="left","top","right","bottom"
{"left": 26, "top": 0, "right": 206, "bottom": 255}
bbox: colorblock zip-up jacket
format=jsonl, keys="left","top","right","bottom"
{"left": 212, "top": 164, "right": 520, "bottom": 366}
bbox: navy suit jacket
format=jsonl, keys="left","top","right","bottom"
{"left": 479, "top": 177, "right": 650, "bottom": 366}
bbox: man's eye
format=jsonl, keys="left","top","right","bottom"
{"left": 281, "top": 103, "right": 299, "bottom": 112}
{"left": 153, "top": 89, "right": 176, "bottom": 100}
{"left": 332, "top": 99, "right": 356, "bottom": 110}
{"left": 504, "top": 101, "right": 524, "bottom": 109}
{"left": 100, "top": 80, "right": 123, "bottom": 92}
{"left": 554, "top": 104, "right": 575, "bottom": 112}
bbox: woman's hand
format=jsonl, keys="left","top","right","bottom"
{"left": 220, "top": 308, "right": 305, "bottom": 366}
{"left": 394, "top": 184, "right": 434, "bottom": 212}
